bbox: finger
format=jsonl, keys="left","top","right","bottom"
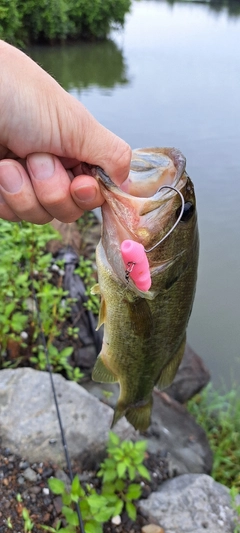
{"left": 0, "top": 189, "right": 21, "bottom": 222}
{"left": 0, "top": 160, "right": 52, "bottom": 224}
{"left": 70, "top": 174, "right": 104, "bottom": 211}
{"left": 27, "top": 153, "right": 86, "bottom": 222}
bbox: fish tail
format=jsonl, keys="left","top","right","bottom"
{"left": 111, "top": 404, "right": 126, "bottom": 428}
{"left": 126, "top": 398, "right": 152, "bottom": 431}
{"left": 111, "top": 398, "right": 153, "bottom": 431}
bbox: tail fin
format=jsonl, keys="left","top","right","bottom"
{"left": 111, "top": 398, "right": 152, "bottom": 431}
{"left": 111, "top": 405, "right": 126, "bottom": 428}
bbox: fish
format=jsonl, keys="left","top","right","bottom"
{"left": 91, "top": 147, "right": 199, "bottom": 431}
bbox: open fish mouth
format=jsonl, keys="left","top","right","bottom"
{"left": 93, "top": 147, "right": 190, "bottom": 254}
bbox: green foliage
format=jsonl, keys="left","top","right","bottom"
{"left": 98, "top": 432, "right": 150, "bottom": 522}
{"left": 0, "top": 0, "right": 131, "bottom": 46}
{"left": 45, "top": 433, "right": 150, "bottom": 531}
{"left": 0, "top": 221, "right": 83, "bottom": 380}
{"left": 230, "top": 487, "right": 240, "bottom": 533}
{"left": 188, "top": 384, "right": 240, "bottom": 489}
{"left": 74, "top": 256, "right": 100, "bottom": 315}
{"left": 22, "top": 507, "right": 34, "bottom": 532}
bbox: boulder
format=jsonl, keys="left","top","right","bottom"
{"left": 0, "top": 368, "right": 136, "bottom": 467}
{"left": 82, "top": 381, "right": 213, "bottom": 475}
{"left": 139, "top": 473, "right": 239, "bottom": 533}
{"left": 164, "top": 344, "right": 211, "bottom": 403}
{"left": 145, "top": 390, "right": 213, "bottom": 475}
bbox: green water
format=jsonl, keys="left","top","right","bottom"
{"left": 28, "top": 0, "right": 240, "bottom": 389}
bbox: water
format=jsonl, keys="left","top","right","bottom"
{"left": 29, "top": 0, "right": 240, "bottom": 389}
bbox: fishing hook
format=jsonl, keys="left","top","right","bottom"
{"left": 125, "top": 261, "right": 136, "bottom": 284}
{"left": 144, "top": 185, "right": 185, "bottom": 253}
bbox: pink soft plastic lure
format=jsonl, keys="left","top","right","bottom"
{"left": 120, "top": 239, "right": 151, "bottom": 292}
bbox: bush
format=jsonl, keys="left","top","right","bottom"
{"left": 0, "top": 0, "right": 131, "bottom": 46}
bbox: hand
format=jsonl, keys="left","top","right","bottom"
{"left": 0, "top": 40, "right": 131, "bottom": 224}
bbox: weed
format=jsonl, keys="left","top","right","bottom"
{"left": 45, "top": 432, "right": 150, "bottom": 532}
{"left": 74, "top": 256, "right": 100, "bottom": 315}
{"left": 16, "top": 493, "right": 34, "bottom": 532}
{"left": 188, "top": 384, "right": 240, "bottom": 488}
{"left": 6, "top": 516, "right": 13, "bottom": 529}
{"left": 0, "top": 221, "right": 82, "bottom": 379}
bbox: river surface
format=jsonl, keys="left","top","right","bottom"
{"left": 29, "top": 0, "right": 240, "bottom": 389}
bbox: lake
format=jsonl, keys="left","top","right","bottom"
{"left": 29, "top": 0, "right": 240, "bottom": 389}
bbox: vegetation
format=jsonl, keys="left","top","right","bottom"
{"left": 0, "top": 0, "right": 131, "bottom": 47}
{"left": 0, "top": 220, "right": 88, "bottom": 380}
{"left": 43, "top": 432, "right": 150, "bottom": 533}
{"left": 188, "top": 384, "right": 240, "bottom": 489}
{"left": 6, "top": 433, "right": 150, "bottom": 533}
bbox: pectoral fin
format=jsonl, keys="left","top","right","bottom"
{"left": 126, "top": 298, "right": 152, "bottom": 338}
{"left": 92, "top": 354, "right": 117, "bottom": 383}
{"left": 96, "top": 296, "right": 106, "bottom": 330}
{"left": 156, "top": 335, "right": 186, "bottom": 390}
{"left": 91, "top": 283, "right": 100, "bottom": 295}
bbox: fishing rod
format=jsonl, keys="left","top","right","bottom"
{"left": 21, "top": 223, "right": 85, "bottom": 533}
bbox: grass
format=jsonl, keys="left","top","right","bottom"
{"left": 187, "top": 384, "right": 240, "bottom": 489}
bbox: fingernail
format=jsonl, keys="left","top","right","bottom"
{"left": 74, "top": 185, "right": 97, "bottom": 202}
{"left": 0, "top": 163, "right": 23, "bottom": 193}
{"left": 28, "top": 153, "right": 55, "bottom": 180}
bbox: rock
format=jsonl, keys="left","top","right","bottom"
{"left": 19, "top": 461, "right": 30, "bottom": 470}
{"left": 22, "top": 467, "right": 38, "bottom": 482}
{"left": 0, "top": 368, "right": 136, "bottom": 466}
{"left": 145, "top": 390, "right": 212, "bottom": 475}
{"left": 164, "top": 344, "right": 211, "bottom": 403}
{"left": 83, "top": 381, "right": 212, "bottom": 475}
{"left": 142, "top": 525, "right": 165, "bottom": 533}
{"left": 139, "top": 474, "right": 239, "bottom": 533}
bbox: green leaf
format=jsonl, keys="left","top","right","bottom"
{"left": 103, "top": 469, "right": 117, "bottom": 482}
{"left": 114, "top": 479, "right": 125, "bottom": 492}
{"left": 126, "top": 483, "right": 141, "bottom": 500}
{"left": 128, "top": 465, "right": 136, "bottom": 481}
{"left": 113, "top": 499, "right": 124, "bottom": 516}
{"left": 108, "top": 432, "right": 120, "bottom": 446}
{"left": 71, "top": 474, "right": 81, "bottom": 495}
{"left": 126, "top": 501, "right": 137, "bottom": 521}
{"left": 134, "top": 440, "right": 148, "bottom": 451}
{"left": 62, "top": 506, "right": 79, "bottom": 526}
{"left": 87, "top": 494, "right": 108, "bottom": 509}
{"left": 85, "top": 520, "right": 102, "bottom": 533}
{"left": 117, "top": 462, "right": 127, "bottom": 478}
{"left": 93, "top": 507, "right": 113, "bottom": 522}
{"left": 60, "top": 346, "right": 74, "bottom": 358}
{"left": 137, "top": 464, "right": 151, "bottom": 480}
{"left": 48, "top": 477, "right": 66, "bottom": 495}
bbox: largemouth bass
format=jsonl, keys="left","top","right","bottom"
{"left": 91, "top": 147, "right": 199, "bottom": 431}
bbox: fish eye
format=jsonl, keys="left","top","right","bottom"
{"left": 176, "top": 201, "right": 195, "bottom": 222}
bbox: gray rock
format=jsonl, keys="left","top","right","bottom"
{"left": 0, "top": 368, "right": 136, "bottom": 466}
{"left": 145, "top": 390, "right": 212, "bottom": 475}
{"left": 22, "top": 467, "right": 38, "bottom": 482}
{"left": 164, "top": 344, "right": 211, "bottom": 403}
{"left": 139, "top": 474, "right": 239, "bottom": 533}
{"left": 82, "top": 381, "right": 212, "bottom": 475}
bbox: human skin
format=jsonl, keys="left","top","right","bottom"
{"left": 0, "top": 40, "right": 131, "bottom": 224}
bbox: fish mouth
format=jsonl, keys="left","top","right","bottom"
{"left": 94, "top": 147, "right": 187, "bottom": 251}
